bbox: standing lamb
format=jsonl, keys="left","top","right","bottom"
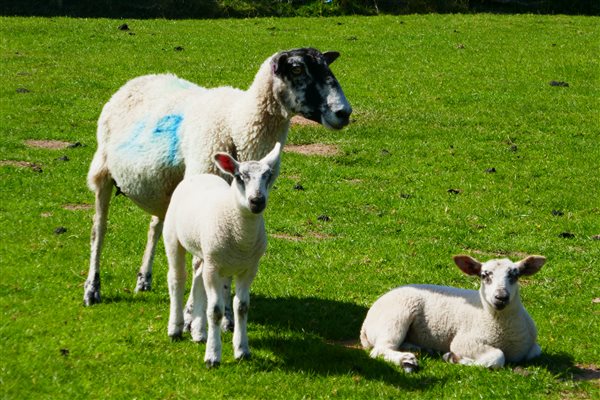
{"left": 360, "top": 255, "right": 546, "bottom": 372}
{"left": 84, "top": 48, "right": 352, "bottom": 311}
{"left": 164, "top": 143, "right": 281, "bottom": 367}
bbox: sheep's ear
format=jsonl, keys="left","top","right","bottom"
{"left": 272, "top": 53, "right": 288, "bottom": 76}
{"left": 516, "top": 256, "right": 546, "bottom": 276}
{"left": 214, "top": 153, "right": 239, "bottom": 177}
{"left": 453, "top": 255, "right": 482, "bottom": 276}
{"left": 262, "top": 142, "right": 282, "bottom": 169}
{"left": 323, "top": 51, "right": 340, "bottom": 65}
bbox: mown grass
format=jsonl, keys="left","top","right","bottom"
{"left": 1, "top": 14, "right": 599, "bottom": 399}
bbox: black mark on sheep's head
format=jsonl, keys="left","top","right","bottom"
{"left": 272, "top": 48, "right": 352, "bottom": 130}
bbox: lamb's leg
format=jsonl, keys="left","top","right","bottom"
{"left": 83, "top": 172, "right": 113, "bottom": 306}
{"left": 369, "top": 346, "right": 419, "bottom": 373}
{"left": 184, "top": 256, "right": 202, "bottom": 333}
{"left": 203, "top": 264, "right": 224, "bottom": 368}
{"left": 189, "top": 257, "right": 208, "bottom": 343}
{"left": 166, "top": 241, "right": 187, "bottom": 340}
{"left": 221, "top": 277, "right": 235, "bottom": 332}
{"left": 135, "top": 216, "right": 163, "bottom": 292}
{"left": 446, "top": 339, "right": 505, "bottom": 369}
{"left": 232, "top": 269, "right": 257, "bottom": 360}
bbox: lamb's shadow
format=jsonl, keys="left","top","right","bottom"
{"left": 526, "top": 351, "right": 600, "bottom": 382}
{"left": 249, "top": 294, "right": 443, "bottom": 389}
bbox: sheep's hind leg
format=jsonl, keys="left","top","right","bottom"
{"left": 83, "top": 171, "right": 113, "bottom": 306}
{"left": 135, "top": 216, "right": 163, "bottom": 292}
{"left": 221, "top": 277, "right": 235, "bottom": 332}
{"left": 370, "top": 346, "right": 419, "bottom": 373}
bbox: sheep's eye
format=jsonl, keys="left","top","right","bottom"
{"left": 235, "top": 174, "right": 244, "bottom": 184}
{"left": 291, "top": 65, "right": 303, "bottom": 75}
{"left": 508, "top": 269, "right": 519, "bottom": 284}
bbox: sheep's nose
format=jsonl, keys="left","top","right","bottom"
{"left": 335, "top": 109, "right": 351, "bottom": 124}
{"left": 249, "top": 196, "right": 266, "bottom": 213}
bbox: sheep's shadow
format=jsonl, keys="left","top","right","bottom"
{"left": 248, "top": 294, "right": 444, "bottom": 389}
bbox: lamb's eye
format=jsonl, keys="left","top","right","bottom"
{"left": 291, "top": 66, "right": 303, "bottom": 75}
{"left": 481, "top": 272, "right": 492, "bottom": 283}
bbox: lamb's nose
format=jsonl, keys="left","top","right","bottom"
{"left": 335, "top": 109, "right": 351, "bottom": 123}
{"left": 495, "top": 293, "right": 509, "bottom": 303}
{"left": 249, "top": 196, "right": 266, "bottom": 213}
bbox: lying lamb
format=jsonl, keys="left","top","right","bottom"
{"left": 360, "top": 254, "right": 546, "bottom": 372}
{"left": 163, "top": 143, "right": 281, "bottom": 367}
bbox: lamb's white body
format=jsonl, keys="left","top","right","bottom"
{"left": 360, "top": 255, "right": 546, "bottom": 371}
{"left": 163, "top": 145, "right": 280, "bottom": 367}
{"left": 84, "top": 48, "right": 352, "bottom": 309}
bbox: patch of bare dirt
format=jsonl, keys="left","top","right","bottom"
{"left": 462, "top": 248, "right": 529, "bottom": 259}
{"left": 285, "top": 143, "right": 340, "bottom": 157}
{"left": 572, "top": 364, "right": 600, "bottom": 382}
{"left": 326, "top": 339, "right": 361, "bottom": 349}
{"left": 25, "top": 139, "right": 73, "bottom": 149}
{"left": 290, "top": 115, "right": 320, "bottom": 127}
{"left": 0, "top": 160, "right": 42, "bottom": 172}
{"left": 63, "top": 204, "right": 93, "bottom": 211}
{"left": 270, "top": 231, "right": 334, "bottom": 242}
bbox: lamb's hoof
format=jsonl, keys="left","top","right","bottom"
{"left": 443, "top": 352, "right": 460, "bottom": 364}
{"left": 135, "top": 272, "right": 152, "bottom": 293}
{"left": 402, "top": 361, "right": 419, "bottom": 373}
{"left": 191, "top": 332, "right": 207, "bottom": 343}
{"left": 205, "top": 360, "right": 220, "bottom": 369}
{"left": 235, "top": 352, "right": 251, "bottom": 361}
{"left": 83, "top": 278, "right": 101, "bottom": 306}
{"left": 221, "top": 317, "right": 234, "bottom": 333}
{"left": 169, "top": 332, "right": 183, "bottom": 342}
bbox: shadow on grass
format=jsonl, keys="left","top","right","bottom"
{"left": 527, "top": 352, "right": 600, "bottom": 382}
{"left": 248, "top": 294, "right": 444, "bottom": 389}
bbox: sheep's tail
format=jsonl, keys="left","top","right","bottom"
{"left": 87, "top": 147, "right": 111, "bottom": 192}
{"left": 359, "top": 325, "right": 372, "bottom": 350}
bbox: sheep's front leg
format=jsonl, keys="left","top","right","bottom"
{"left": 446, "top": 338, "right": 505, "bottom": 369}
{"left": 203, "top": 265, "right": 225, "bottom": 368}
{"left": 166, "top": 242, "right": 187, "bottom": 340}
{"left": 135, "top": 216, "right": 163, "bottom": 292}
{"left": 84, "top": 174, "right": 112, "bottom": 306}
{"left": 233, "top": 269, "right": 257, "bottom": 360}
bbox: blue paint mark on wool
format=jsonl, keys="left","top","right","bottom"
{"left": 118, "top": 114, "right": 184, "bottom": 166}
{"left": 153, "top": 114, "right": 183, "bottom": 165}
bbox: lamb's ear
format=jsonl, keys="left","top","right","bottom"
{"left": 214, "top": 153, "right": 239, "bottom": 177}
{"left": 262, "top": 142, "right": 282, "bottom": 169}
{"left": 516, "top": 255, "right": 546, "bottom": 276}
{"left": 323, "top": 51, "right": 340, "bottom": 65}
{"left": 453, "top": 255, "right": 482, "bottom": 276}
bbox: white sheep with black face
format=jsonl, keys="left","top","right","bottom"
{"left": 84, "top": 48, "right": 352, "bottom": 318}
{"left": 360, "top": 255, "right": 546, "bottom": 372}
{"left": 164, "top": 143, "right": 281, "bottom": 368}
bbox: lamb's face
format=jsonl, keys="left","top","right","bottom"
{"left": 453, "top": 255, "right": 546, "bottom": 312}
{"left": 272, "top": 48, "right": 352, "bottom": 130}
{"left": 479, "top": 259, "right": 522, "bottom": 311}
{"left": 233, "top": 161, "right": 274, "bottom": 214}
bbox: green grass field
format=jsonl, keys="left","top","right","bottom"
{"left": 1, "top": 14, "right": 599, "bottom": 399}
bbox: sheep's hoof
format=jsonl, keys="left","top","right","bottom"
{"left": 83, "top": 280, "right": 101, "bottom": 306}
{"left": 135, "top": 272, "right": 152, "bottom": 292}
{"left": 205, "top": 360, "right": 220, "bottom": 369}
{"left": 402, "top": 361, "right": 419, "bottom": 373}
{"left": 191, "top": 333, "right": 207, "bottom": 344}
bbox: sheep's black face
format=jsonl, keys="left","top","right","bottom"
{"left": 272, "top": 48, "right": 352, "bottom": 130}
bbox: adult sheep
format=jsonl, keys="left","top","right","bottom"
{"left": 84, "top": 48, "right": 352, "bottom": 308}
